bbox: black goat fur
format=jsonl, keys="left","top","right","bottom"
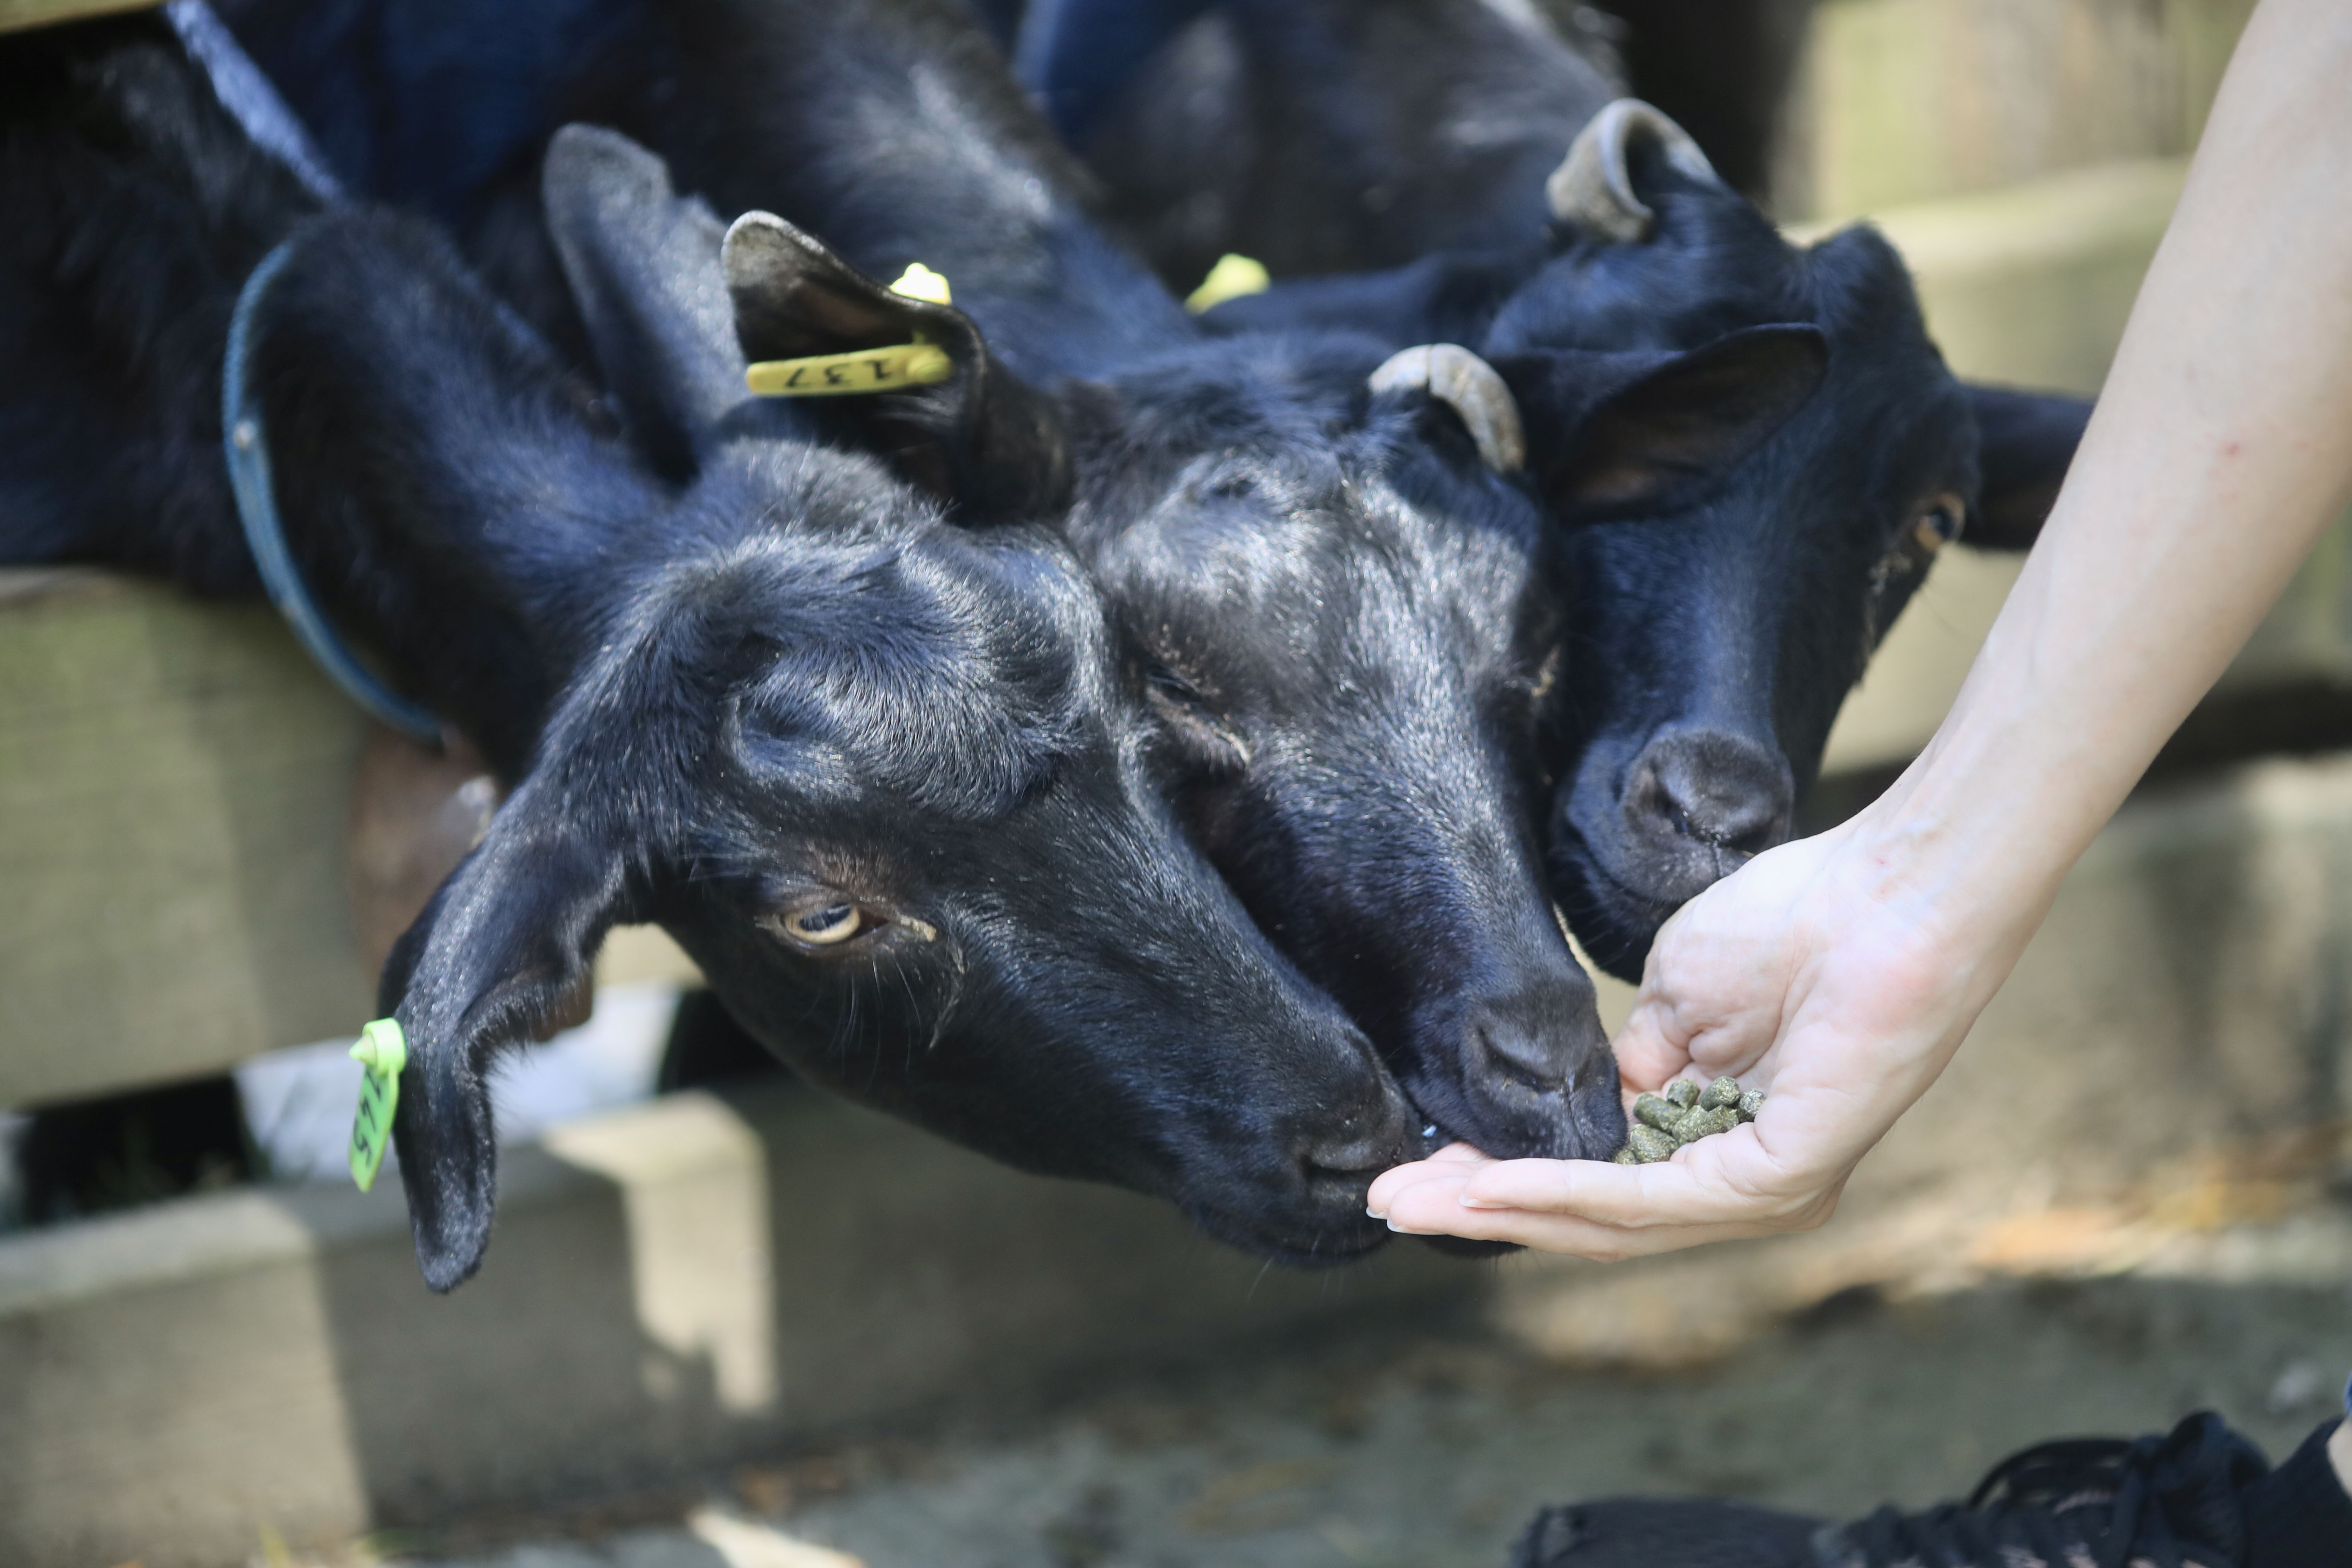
{"left": 2, "top": 19, "right": 1422, "bottom": 1287}
{"left": 1035, "top": 0, "right": 2095, "bottom": 977}
{"left": 214, "top": 0, "right": 1640, "bottom": 1166}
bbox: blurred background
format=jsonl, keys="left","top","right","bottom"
{"left": 4, "top": 2, "right": 2348, "bottom": 1566}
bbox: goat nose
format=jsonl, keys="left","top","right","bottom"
{"left": 1629, "top": 729, "right": 1794, "bottom": 858}
{"left": 1297, "top": 1129, "right": 1398, "bottom": 1181}
{"left": 1466, "top": 999, "right": 1581, "bottom": 1094}
{"left": 1295, "top": 1094, "right": 1414, "bottom": 1180}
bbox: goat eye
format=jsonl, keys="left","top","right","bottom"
{"left": 1142, "top": 661, "right": 1252, "bottom": 774}
{"left": 1911, "top": 492, "right": 1965, "bottom": 553}
{"left": 1145, "top": 663, "right": 1206, "bottom": 707}
{"left": 793, "top": 904, "right": 861, "bottom": 941}
{"left": 765, "top": 900, "right": 869, "bottom": 949}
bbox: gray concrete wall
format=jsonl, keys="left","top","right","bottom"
{"left": 1774, "top": 0, "right": 2253, "bottom": 221}
{"left": 0, "top": 569, "right": 374, "bottom": 1107}
{"left": 0, "top": 1085, "right": 1469, "bottom": 1568}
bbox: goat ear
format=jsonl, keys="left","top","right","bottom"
{"left": 1502, "top": 324, "right": 1828, "bottom": 519}
{"left": 383, "top": 768, "right": 643, "bottom": 1292}
{"left": 1964, "top": 384, "right": 2092, "bottom": 551}
{"left": 541, "top": 124, "right": 748, "bottom": 476}
{"left": 722, "top": 212, "right": 1072, "bottom": 520}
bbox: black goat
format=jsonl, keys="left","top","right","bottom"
{"left": 1, "top": 16, "right": 1418, "bottom": 1286}
{"left": 1034, "top": 0, "right": 2093, "bottom": 978}
{"left": 218, "top": 0, "right": 1660, "bottom": 1168}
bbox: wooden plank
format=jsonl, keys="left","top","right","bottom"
{"left": 0, "top": 570, "right": 374, "bottom": 1108}
{"left": 0, "top": 0, "right": 161, "bottom": 38}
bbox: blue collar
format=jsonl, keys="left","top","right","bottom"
{"left": 222, "top": 237, "right": 445, "bottom": 747}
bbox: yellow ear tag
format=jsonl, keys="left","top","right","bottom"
{"left": 888, "top": 262, "right": 952, "bottom": 304}
{"left": 744, "top": 262, "right": 957, "bottom": 397}
{"left": 1185, "top": 252, "right": 1270, "bottom": 314}
{"left": 348, "top": 1017, "right": 407, "bottom": 1192}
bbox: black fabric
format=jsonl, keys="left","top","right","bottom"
{"left": 1816, "top": 1413, "right": 2264, "bottom": 1568}
{"left": 2241, "top": 1420, "right": 2352, "bottom": 1568}
{"left": 1510, "top": 1498, "right": 1817, "bottom": 1568}
{"left": 1508, "top": 1411, "right": 2347, "bottom": 1568}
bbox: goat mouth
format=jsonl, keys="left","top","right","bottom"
{"left": 1407, "top": 1107, "right": 1476, "bottom": 1158}
{"left": 1401, "top": 1073, "right": 1600, "bottom": 1162}
{"left": 1395, "top": 1110, "right": 1524, "bottom": 1260}
{"left": 1181, "top": 1200, "right": 1392, "bottom": 1269}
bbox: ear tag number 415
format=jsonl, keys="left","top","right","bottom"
{"left": 348, "top": 1018, "right": 406, "bottom": 1192}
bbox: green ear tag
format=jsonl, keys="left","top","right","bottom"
{"left": 348, "top": 1018, "right": 407, "bottom": 1192}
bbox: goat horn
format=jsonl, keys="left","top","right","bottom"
{"left": 1545, "top": 98, "right": 1719, "bottom": 243}
{"left": 1370, "top": 344, "right": 1525, "bottom": 474}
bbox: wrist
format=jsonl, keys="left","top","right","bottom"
{"left": 1825, "top": 589, "right": 2144, "bottom": 955}
{"left": 1809, "top": 754, "right": 2063, "bottom": 996}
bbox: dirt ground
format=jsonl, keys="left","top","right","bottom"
{"left": 385, "top": 1218, "right": 2352, "bottom": 1568}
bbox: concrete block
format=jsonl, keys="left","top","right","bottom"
{"left": 1855, "top": 156, "right": 2184, "bottom": 393}
{"left": 0, "top": 1084, "right": 1471, "bottom": 1568}
{"left": 0, "top": 569, "right": 373, "bottom": 1107}
{"left": 1776, "top": 0, "right": 2252, "bottom": 221}
{"left": 0, "top": 567, "right": 707, "bottom": 1111}
{"left": 598, "top": 924, "right": 707, "bottom": 991}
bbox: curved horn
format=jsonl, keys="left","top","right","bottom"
{"left": 1370, "top": 344, "right": 1526, "bottom": 474}
{"left": 1545, "top": 99, "right": 1720, "bottom": 243}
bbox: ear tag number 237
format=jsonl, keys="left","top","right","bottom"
{"left": 744, "top": 263, "right": 956, "bottom": 398}
{"left": 348, "top": 1017, "right": 406, "bottom": 1192}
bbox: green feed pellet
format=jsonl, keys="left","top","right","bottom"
{"left": 1611, "top": 1077, "right": 1760, "bottom": 1163}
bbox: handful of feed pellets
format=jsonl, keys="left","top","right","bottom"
{"left": 1612, "top": 1076, "right": 1764, "bottom": 1163}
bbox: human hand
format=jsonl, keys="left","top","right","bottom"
{"left": 1373, "top": 0, "right": 2352, "bottom": 1255}
{"left": 1366, "top": 815, "right": 2034, "bottom": 1258}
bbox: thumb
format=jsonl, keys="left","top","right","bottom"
{"left": 1610, "top": 989, "right": 1694, "bottom": 1092}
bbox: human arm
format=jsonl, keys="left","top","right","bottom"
{"left": 1367, "top": 0, "right": 2352, "bottom": 1256}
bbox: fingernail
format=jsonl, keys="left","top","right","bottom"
{"left": 1365, "top": 1206, "right": 1385, "bottom": 1219}
{"left": 1457, "top": 1196, "right": 1501, "bottom": 1209}
{"left": 1385, "top": 1217, "right": 1417, "bottom": 1233}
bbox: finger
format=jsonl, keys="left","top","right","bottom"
{"left": 1366, "top": 1153, "right": 1485, "bottom": 1216}
{"left": 1424, "top": 1140, "right": 1492, "bottom": 1166}
{"left": 1376, "top": 1166, "right": 1731, "bottom": 1256}
{"left": 1455, "top": 1152, "right": 1717, "bottom": 1225}
{"left": 1454, "top": 1135, "right": 1819, "bottom": 1231}
{"left": 1397, "top": 1199, "right": 1818, "bottom": 1260}
{"left": 1375, "top": 1167, "right": 1475, "bottom": 1232}
{"left": 1609, "top": 998, "right": 1693, "bottom": 1090}
{"left": 1381, "top": 1147, "right": 1839, "bottom": 1257}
